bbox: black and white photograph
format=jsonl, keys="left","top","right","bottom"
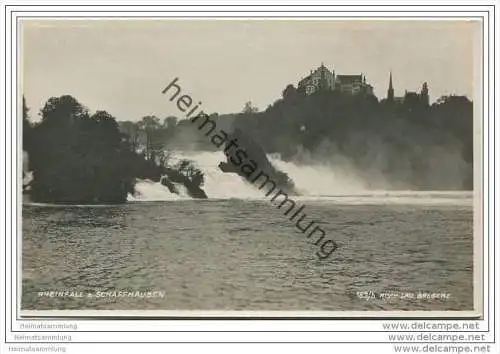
{"left": 20, "top": 19, "right": 479, "bottom": 315}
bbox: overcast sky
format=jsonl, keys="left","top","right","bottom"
{"left": 22, "top": 19, "right": 480, "bottom": 122}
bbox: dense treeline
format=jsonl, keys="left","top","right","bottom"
{"left": 232, "top": 89, "right": 472, "bottom": 190}
{"left": 100, "top": 83, "right": 473, "bottom": 191}
{"left": 121, "top": 87, "right": 473, "bottom": 190}
{"left": 23, "top": 95, "right": 136, "bottom": 203}
{"left": 24, "top": 85, "right": 471, "bottom": 204}
{"left": 23, "top": 95, "right": 206, "bottom": 204}
{"left": 234, "top": 88, "right": 473, "bottom": 190}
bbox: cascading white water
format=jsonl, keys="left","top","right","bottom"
{"left": 128, "top": 179, "right": 191, "bottom": 201}
{"left": 169, "top": 151, "right": 264, "bottom": 199}
{"left": 268, "top": 155, "right": 370, "bottom": 196}
{"left": 129, "top": 150, "right": 371, "bottom": 201}
{"left": 129, "top": 150, "right": 472, "bottom": 205}
{"left": 128, "top": 151, "right": 265, "bottom": 201}
{"left": 171, "top": 151, "right": 378, "bottom": 199}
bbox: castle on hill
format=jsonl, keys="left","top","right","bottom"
{"left": 297, "top": 63, "right": 374, "bottom": 96}
{"left": 297, "top": 64, "right": 430, "bottom": 106}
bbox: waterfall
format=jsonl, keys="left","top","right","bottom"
{"left": 127, "top": 150, "right": 471, "bottom": 206}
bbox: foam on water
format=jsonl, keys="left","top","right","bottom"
{"left": 128, "top": 179, "right": 190, "bottom": 201}
{"left": 129, "top": 151, "right": 472, "bottom": 205}
{"left": 169, "top": 151, "right": 264, "bottom": 200}
{"left": 292, "top": 191, "right": 473, "bottom": 206}
{"left": 24, "top": 149, "right": 470, "bottom": 205}
{"left": 269, "top": 155, "right": 370, "bottom": 195}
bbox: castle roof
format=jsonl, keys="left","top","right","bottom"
{"left": 336, "top": 74, "right": 363, "bottom": 83}
{"left": 298, "top": 74, "right": 312, "bottom": 86}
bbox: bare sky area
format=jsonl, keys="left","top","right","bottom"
{"left": 21, "top": 19, "right": 480, "bottom": 122}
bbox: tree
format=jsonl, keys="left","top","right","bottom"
{"left": 28, "top": 95, "right": 136, "bottom": 203}
{"left": 175, "top": 159, "right": 204, "bottom": 187}
{"left": 282, "top": 84, "right": 298, "bottom": 101}
{"left": 118, "top": 121, "right": 140, "bottom": 151}
{"left": 242, "top": 101, "right": 259, "bottom": 114}
{"left": 40, "top": 95, "right": 88, "bottom": 126}
{"left": 139, "top": 115, "right": 161, "bottom": 130}
{"left": 138, "top": 115, "right": 162, "bottom": 160}
{"left": 163, "top": 116, "right": 178, "bottom": 129}
{"left": 22, "top": 96, "right": 32, "bottom": 151}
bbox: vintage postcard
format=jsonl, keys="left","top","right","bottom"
{"left": 20, "top": 18, "right": 481, "bottom": 318}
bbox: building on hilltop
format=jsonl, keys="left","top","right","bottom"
{"left": 420, "top": 82, "right": 429, "bottom": 106}
{"left": 298, "top": 63, "right": 373, "bottom": 96}
{"left": 402, "top": 91, "right": 420, "bottom": 108}
{"left": 385, "top": 72, "right": 430, "bottom": 106}
{"left": 335, "top": 74, "right": 374, "bottom": 96}
{"left": 387, "top": 71, "right": 394, "bottom": 101}
{"left": 297, "top": 63, "right": 335, "bottom": 95}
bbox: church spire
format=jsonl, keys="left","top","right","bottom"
{"left": 387, "top": 71, "right": 394, "bottom": 102}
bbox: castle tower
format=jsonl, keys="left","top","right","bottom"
{"left": 320, "top": 62, "right": 326, "bottom": 91}
{"left": 421, "top": 82, "right": 429, "bottom": 106}
{"left": 387, "top": 71, "right": 394, "bottom": 102}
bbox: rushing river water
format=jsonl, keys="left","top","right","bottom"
{"left": 22, "top": 192, "right": 473, "bottom": 312}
